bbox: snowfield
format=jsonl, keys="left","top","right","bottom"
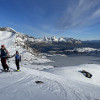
{"left": 47, "top": 64, "right": 100, "bottom": 86}
{"left": 0, "top": 28, "right": 100, "bottom": 100}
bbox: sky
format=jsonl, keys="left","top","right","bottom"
{"left": 0, "top": 0, "right": 100, "bottom": 40}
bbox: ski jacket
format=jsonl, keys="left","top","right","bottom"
{"left": 0, "top": 48, "right": 9, "bottom": 58}
{"left": 15, "top": 54, "right": 21, "bottom": 61}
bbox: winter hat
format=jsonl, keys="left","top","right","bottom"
{"left": 16, "top": 51, "right": 19, "bottom": 54}
{"left": 1, "top": 45, "right": 4, "bottom": 47}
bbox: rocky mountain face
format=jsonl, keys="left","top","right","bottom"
{"left": 0, "top": 27, "right": 16, "bottom": 33}
{"left": 15, "top": 33, "right": 39, "bottom": 56}
{"left": 0, "top": 27, "right": 38, "bottom": 56}
{"left": 27, "top": 36, "right": 81, "bottom": 44}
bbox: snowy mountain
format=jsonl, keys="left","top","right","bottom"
{"left": 35, "top": 36, "right": 81, "bottom": 44}
{"left": 0, "top": 27, "right": 100, "bottom": 100}
{"left": 64, "top": 47, "right": 100, "bottom": 56}
{"left": 12, "top": 28, "right": 81, "bottom": 44}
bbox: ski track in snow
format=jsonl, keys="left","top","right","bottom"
{"left": 0, "top": 67, "right": 68, "bottom": 100}
{"left": 0, "top": 65, "right": 100, "bottom": 100}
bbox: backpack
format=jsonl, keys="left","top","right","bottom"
{"left": 0, "top": 48, "right": 9, "bottom": 57}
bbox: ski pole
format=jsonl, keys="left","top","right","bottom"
{"left": 7, "top": 59, "right": 12, "bottom": 74}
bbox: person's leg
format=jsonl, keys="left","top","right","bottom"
{"left": 17, "top": 60, "right": 20, "bottom": 70}
{"left": 1, "top": 58, "right": 6, "bottom": 70}
{"left": 16, "top": 60, "right": 19, "bottom": 70}
{"left": 16, "top": 60, "right": 18, "bottom": 70}
{"left": 4, "top": 58, "right": 9, "bottom": 71}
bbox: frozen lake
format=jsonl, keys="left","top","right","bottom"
{"left": 42, "top": 55, "right": 100, "bottom": 67}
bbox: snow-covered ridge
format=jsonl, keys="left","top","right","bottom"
{"left": 65, "top": 47, "right": 100, "bottom": 53}
{"left": 75, "top": 48, "right": 100, "bottom": 56}
{"left": 0, "top": 27, "right": 16, "bottom": 33}
{"left": 74, "top": 47, "right": 100, "bottom": 52}
{"left": 0, "top": 27, "right": 16, "bottom": 41}
{"left": 33, "top": 36, "right": 81, "bottom": 44}
{"left": 16, "top": 34, "right": 81, "bottom": 44}
{"left": 65, "top": 47, "right": 100, "bottom": 56}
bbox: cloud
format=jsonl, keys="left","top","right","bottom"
{"left": 92, "top": 9, "right": 100, "bottom": 18}
{"left": 22, "top": 24, "right": 55, "bottom": 38}
{"left": 56, "top": 0, "right": 100, "bottom": 29}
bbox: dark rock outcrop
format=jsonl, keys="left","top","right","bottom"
{"left": 35, "top": 81, "right": 44, "bottom": 84}
{"left": 80, "top": 70, "right": 92, "bottom": 78}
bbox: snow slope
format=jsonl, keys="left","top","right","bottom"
{"left": 0, "top": 28, "right": 100, "bottom": 100}
{"left": 0, "top": 31, "right": 15, "bottom": 46}
{"left": 0, "top": 63, "right": 100, "bottom": 100}
{"left": 47, "top": 64, "right": 100, "bottom": 86}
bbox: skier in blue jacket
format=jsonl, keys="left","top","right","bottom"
{"left": 15, "top": 51, "right": 21, "bottom": 71}
{"left": 10, "top": 51, "right": 21, "bottom": 71}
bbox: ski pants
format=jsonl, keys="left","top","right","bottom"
{"left": 1, "top": 57, "right": 9, "bottom": 70}
{"left": 16, "top": 60, "right": 20, "bottom": 70}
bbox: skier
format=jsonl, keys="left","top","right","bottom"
{"left": 14, "top": 51, "right": 21, "bottom": 71}
{"left": 0, "top": 45, "right": 9, "bottom": 71}
{"left": 10, "top": 51, "right": 21, "bottom": 71}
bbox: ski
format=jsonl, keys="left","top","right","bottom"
{"left": 0, "top": 70, "right": 11, "bottom": 73}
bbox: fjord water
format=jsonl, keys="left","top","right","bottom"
{"left": 40, "top": 55, "right": 100, "bottom": 67}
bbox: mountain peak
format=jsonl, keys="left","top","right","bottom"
{"left": 0, "top": 27, "right": 16, "bottom": 33}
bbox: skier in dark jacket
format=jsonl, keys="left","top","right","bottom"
{"left": 0, "top": 45, "right": 9, "bottom": 71}
{"left": 15, "top": 51, "right": 21, "bottom": 71}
